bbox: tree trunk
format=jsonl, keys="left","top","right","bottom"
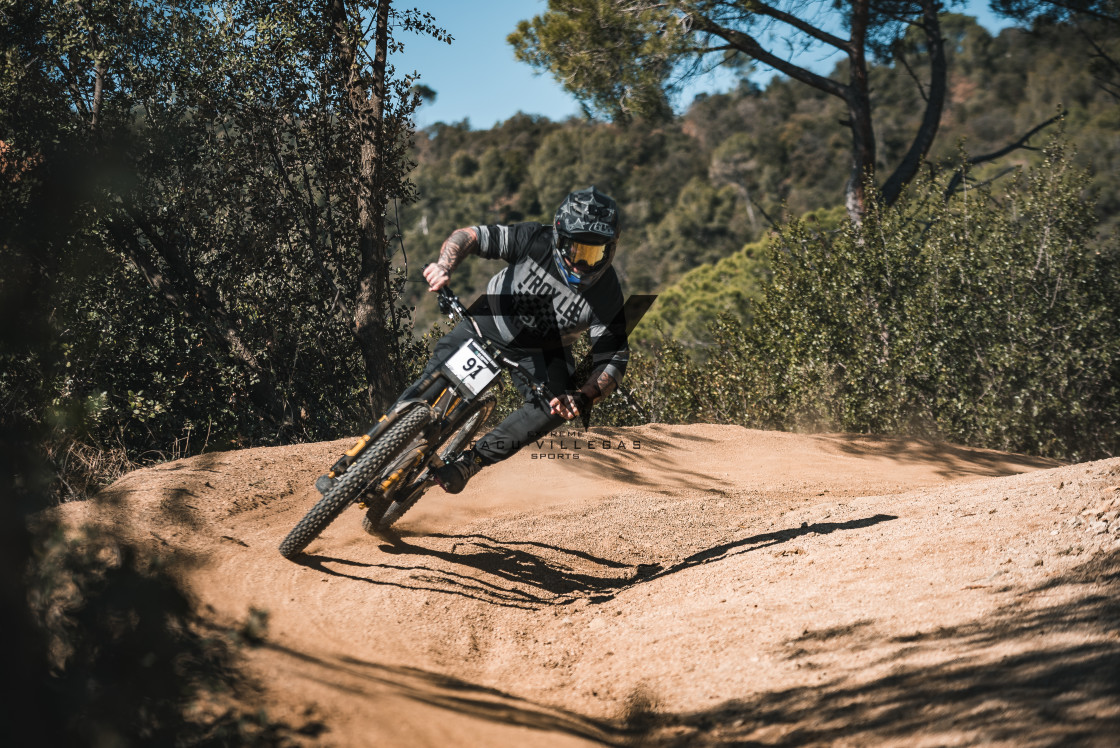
{"left": 330, "top": 0, "right": 399, "bottom": 414}
{"left": 844, "top": 0, "right": 875, "bottom": 220}
{"left": 881, "top": 0, "right": 947, "bottom": 205}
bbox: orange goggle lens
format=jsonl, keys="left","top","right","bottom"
{"left": 569, "top": 241, "right": 607, "bottom": 268}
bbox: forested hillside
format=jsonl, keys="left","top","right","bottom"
{"left": 390, "top": 11, "right": 1120, "bottom": 462}
{"left": 399, "top": 15, "right": 1120, "bottom": 332}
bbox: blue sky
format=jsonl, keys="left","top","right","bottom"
{"left": 392, "top": 1, "right": 1019, "bottom": 131}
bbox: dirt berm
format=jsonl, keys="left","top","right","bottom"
{"left": 59, "top": 424, "right": 1120, "bottom": 746}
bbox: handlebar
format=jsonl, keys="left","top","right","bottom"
{"left": 429, "top": 268, "right": 557, "bottom": 406}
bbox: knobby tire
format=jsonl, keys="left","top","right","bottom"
{"left": 371, "top": 395, "right": 496, "bottom": 533}
{"left": 278, "top": 405, "right": 433, "bottom": 558}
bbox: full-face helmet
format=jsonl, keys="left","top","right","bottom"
{"left": 552, "top": 186, "right": 620, "bottom": 287}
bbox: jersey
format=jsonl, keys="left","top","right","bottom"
{"left": 469, "top": 221, "right": 629, "bottom": 384}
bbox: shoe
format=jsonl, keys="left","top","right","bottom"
{"left": 432, "top": 450, "right": 483, "bottom": 494}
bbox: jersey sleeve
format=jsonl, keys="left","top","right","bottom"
{"left": 471, "top": 222, "right": 542, "bottom": 263}
{"left": 587, "top": 275, "right": 630, "bottom": 384}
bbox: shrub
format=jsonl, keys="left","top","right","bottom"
{"left": 721, "top": 140, "right": 1120, "bottom": 460}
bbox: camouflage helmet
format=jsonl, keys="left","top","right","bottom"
{"left": 552, "top": 186, "right": 620, "bottom": 287}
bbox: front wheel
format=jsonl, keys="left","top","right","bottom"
{"left": 279, "top": 405, "right": 433, "bottom": 558}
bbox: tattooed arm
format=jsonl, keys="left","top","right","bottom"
{"left": 582, "top": 370, "right": 618, "bottom": 406}
{"left": 423, "top": 227, "right": 480, "bottom": 291}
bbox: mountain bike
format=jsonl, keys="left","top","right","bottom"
{"left": 278, "top": 280, "right": 554, "bottom": 559}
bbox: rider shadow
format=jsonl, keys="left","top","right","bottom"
{"left": 291, "top": 550, "right": 554, "bottom": 609}
{"left": 344, "top": 514, "right": 898, "bottom": 607}
{"left": 636, "top": 513, "right": 898, "bottom": 586}
{"left": 376, "top": 532, "right": 642, "bottom": 601}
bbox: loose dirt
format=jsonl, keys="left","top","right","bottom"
{"left": 60, "top": 424, "right": 1120, "bottom": 746}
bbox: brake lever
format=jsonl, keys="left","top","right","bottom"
{"left": 500, "top": 356, "right": 555, "bottom": 406}
{"left": 437, "top": 291, "right": 453, "bottom": 318}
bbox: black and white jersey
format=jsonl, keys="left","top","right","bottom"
{"left": 470, "top": 222, "right": 629, "bottom": 383}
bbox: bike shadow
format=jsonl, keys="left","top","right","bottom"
{"left": 294, "top": 530, "right": 643, "bottom": 609}
{"left": 384, "top": 532, "right": 643, "bottom": 599}
{"left": 298, "top": 514, "right": 896, "bottom": 608}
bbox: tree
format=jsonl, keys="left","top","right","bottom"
{"left": 992, "top": 0, "right": 1120, "bottom": 100}
{"left": 1, "top": 0, "right": 451, "bottom": 493}
{"left": 0, "top": 8, "right": 312, "bottom": 740}
{"left": 2, "top": 1, "right": 445, "bottom": 450}
{"left": 510, "top": 0, "right": 954, "bottom": 219}
{"left": 326, "top": 1, "right": 449, "bottom": 412}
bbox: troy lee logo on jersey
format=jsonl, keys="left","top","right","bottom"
{"left": 513, "top": 259, "right": 587, "bottom": 334}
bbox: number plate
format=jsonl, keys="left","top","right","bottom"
{"left": 442, "top": 339, "right": 499, "bottom": 397}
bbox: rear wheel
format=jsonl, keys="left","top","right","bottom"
{"left": 368, "top": 395, "right": 496, "bottom": 533}
{"left": 278, "top": 405, "right": 433, "bottom": 558}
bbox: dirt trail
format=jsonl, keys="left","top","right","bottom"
{"left": 61, "top": 424, "right": 1120, "bottom": 746}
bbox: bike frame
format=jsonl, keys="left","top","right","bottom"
{"left": 327, "top": 285, "right": 554, "bottom": 488}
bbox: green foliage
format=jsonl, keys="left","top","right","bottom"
{"left": 414, "top": 13, "right": 1120, "bottom": 461}
{"left": 628, "top": 178, "right": 754, "bottom": 290}
{"left": 4, "top": 3, "right": 1120, "bottom": 490}
{"left": 510, "top": 1, "right": 999, "bottom": 216}
{"left": 1, "top": 0, "right": 437, "bottom": 495}
{"left": 509, "top": 0, "right": 683, "bottom": 121}
{"left": 678, "top": 141, "right": 1120, "bottom": 461}
{"left": 411, "top": 13, "right": 1120, "bottom": 314}
{"left": 595, "top": 140, "right": 1119, "bottom": 462}
{"left": 605, "top": 336, "right": 707, "bottom": 425}
{"left": 1, "top": 2, "right": 431, "bottom": 740}
{"left": 633, "top": 236, "right": 769, "bottom": 350}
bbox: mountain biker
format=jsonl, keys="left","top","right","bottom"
{"left": 414, "top": 186, "right": 630, "bottom": 494}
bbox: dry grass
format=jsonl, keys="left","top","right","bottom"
{"left": 45, "top": 438, "right": 139, "bottom": 503}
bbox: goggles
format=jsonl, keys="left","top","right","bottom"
{"left": 566, "top": 240, "right": 608, "bottom": 269}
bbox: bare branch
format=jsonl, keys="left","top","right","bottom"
{"left": 1080, "top": 28, "right": 1120, "bottom": 100}
{"left": 57, "top": 55, "right": 92, "bottom": 121}
{"left": 686, "top": 12, "right": 849, "bottom": 100}
{"left": 948, "top": 166, "right": 1020, "bottom": 198}
{"left": 748, "top": 191, "right": 779, "bottom": 231}
{"left": 681, "top": 43, "right": 739, "bottom": 55}
{"left": 1042, "top": 0, "right": 1120, "bottom": 25}
{"left": 896, "top": 49, "right": 929, "bottom": 103}
{"left": 943, "top": 111, "right": 1065, "bottom": 197}
{"left": 746, "top": 0, "right": 853, "bottom": 53}
{"left": 967, "top": 110, "right": 1064, "bottom": 164}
